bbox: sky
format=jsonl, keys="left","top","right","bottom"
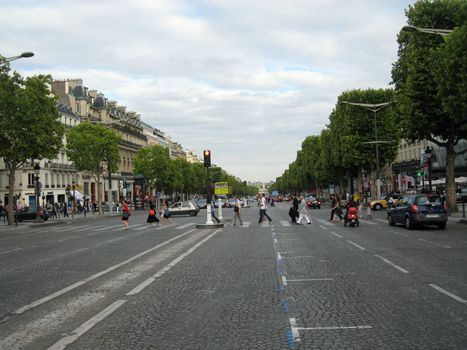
{"left": 0, "top": 0, "right": 416, "bottom": 183}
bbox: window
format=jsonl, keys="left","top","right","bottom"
{"left": 28, "top": 173, "right": 35, "bottom": 186}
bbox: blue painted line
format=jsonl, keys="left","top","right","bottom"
{"left": 287, "top": 329, "right": 295, "bottom": 348}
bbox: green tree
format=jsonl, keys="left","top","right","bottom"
{"left": 133, "top": 145, "right": 174, "bottom": 196}
{"left": 0, "top": 65, "right": 64, "bottom": 225}
{"left": 392, "top": 0, "right": 467, "bottom": 211}
{"left": 66, "top": 122, "right": 120, "bottom": 215}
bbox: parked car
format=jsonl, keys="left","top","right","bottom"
{"left": 168, "top": 201, "right": 200, "bottom": 216}
{"left": 305, "top": 196, "right": 321, "bottom": 209}
{"left": 456, "top": 188, "right": 467, "bottom": 203}
{"left": 370, "top": 194, "right": 402, "bottom": 210}
{"left": 16, "top": 207, "right": 49, "bottom": 222}
{"left": 387, "top": 194, "right": 447, "bottom": 230}
{"left": 193, "top": 199, "right": 207, "bottom": 209}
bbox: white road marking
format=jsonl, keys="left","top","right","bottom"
{"left": 347, "top": 240, "right": 366, "bottom": 251}
{"left": 282, "top": 255, "right": 314, "bottom": 259}
{"left": 176, "top": 223, "right": 195, "bottom": 229}
{"left": 134, "top": 225, "right": 152, "bottom": 231}
{"left": 93, "top": 224, "right": 122, "bottom": 232}
{"left": 0, "top": 247, "right": 23, "bottom": 255}
{"left": 126, "top": 229, "right": 221, "bottom": 295}
{"left": 281, "top": 276, "right": 288, "bottom": 286}
{"left": 277, "top": 252, "right": 282, "bottom": 260}
{"left": 241, "top": 222, "right": 251, "bottom": 227}
{"left": 14, "top": 229, "right": 196, "bottom": 314}
{"left": 289, "top": 318, "right": 300, "bottom": 342}
{"left": 429, "top": 284, "right": 466, "bottom": 304}
{"left": 375, "top": 219, "right": 387, "bottom": 223}
{"left": 374, "top": 255, "right": 409, "bottom": 274}
{"left": 359, "top": 220, "right": 377, "bottom": 225}
{"left": 317, "top": 219, "right": 334, "bottom": 226}
{"left": 280, "top": 221, "right": 291, "bottom": 227}
{"left": 329, "top": 231, "right": 342, "bottom": 238}
{"left": 287, "top": 278, "right": 334, "bottom": 282}
{"left": 319, "top": 225, "right": 329, "bottom": 231}
{"left": 58, "top": 236, "right": 79, "bottom": 243}
{"left": 297, "top": 326, "right": 373, "bottom": 330}
{"left": 279, "top": 251, "right": 298, "bottom": 254}
{"left": 390, "top": 230, "right": 408, "bottom": 237}
{"left": 46, "top": 299, "right": 127, "bottom": 350}
{"left": 279, "top": 239, "right": 300, "bottom": 242}
{"left": 418, "top": 238, "right": 451, "bottom": 249}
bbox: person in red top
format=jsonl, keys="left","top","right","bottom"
{"left": 121, "top": 201, "right": 130, "bottom": 230}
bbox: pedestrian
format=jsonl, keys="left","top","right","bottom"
{"left": 62, "top": 202, "right": 69, "bottom": 218}
{"left": 358, "top": 199, "right": 364, "bottom": 219}
{"left": 146, "top": 202, "right": 159, "bottom": 227}
{"left": 296, "top": 195, "right": 311, "bottom": 225}
{"left": 0, "top": 201, "right": 5, "bottom": 223}
{"left": 365, "top": 202, "right": 372, "bottom": 219}
{"left": 258, "top": 193, "right": 272, "bottom": 223}
{"left": 121, "top": 200, "right": 131, "bottom": 230}
{"left": 51, "top": 204, "right": 57, "bottom": 219}
{"left": 210, "top": 200, "right": 220, "bottom": 223}
{"left": 329, "top": 194, "right": 337, "bottom": 221}
{"left": 334, "top": 197, "right": 343, "bottom": 221}
{"left": 233, "top": 196, "right": 243, "bottom": 226}
{"left": 160, "top": 199, "right": 172, "bottom": 226}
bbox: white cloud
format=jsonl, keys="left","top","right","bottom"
{"left": 1, "top": 0, "right": 415, "bottom": 182}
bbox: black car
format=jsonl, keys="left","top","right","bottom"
{"left": 387, "top": 194, "right": 447, "bottom": 230}
{"left": 305, "top": 196, "right": 321, "bottom": 209}
{"left": 16, "top": 207, "right": 49, "bottom": 222}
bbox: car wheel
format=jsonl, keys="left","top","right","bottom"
{"left": 190, "top": 211, "right": 197, "bottom": 216}
{"left": 375, "top": 204, "right": 382, "bottom": 210}
{"left": 388, "top": 214, "right": 395, "bottom": 226}
{"left": 437, "top": 222, "right": 446, "bottom": 230}
{"left": 405, "top": 216, "right": 414, "bottom": 230}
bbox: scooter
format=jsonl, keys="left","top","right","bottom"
{"left": 344, "top": 207, "right": 359, "bottom": 227}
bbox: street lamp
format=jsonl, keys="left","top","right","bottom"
{"left": 72, "top": 180, "right": 76, "bottom": 220}
{"left": 402, "top": 25, "right": 453, "bottom": 36}
{"left": 425, "top": 146, "right": 434, "bottom": 192}
{"left": 341, "top": 101, "right": 393, "bottom": 198}
{"left": 0, "top": 52, "right": 34, "bottom": 66}
{"left": 34, "top": 163, "right": 42, "bottom": 222}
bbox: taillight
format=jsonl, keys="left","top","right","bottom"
{"left": 444, "top": 202, "right": 448, "bottom": 211}
{"left": 318, "top": 201, "right": 321, "bottom": 205}
{"left": 410, "top": 204, "right": 418, "bottom": 213}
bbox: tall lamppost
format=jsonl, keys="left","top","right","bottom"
{"left": 0, "top": 52, "right": 34, "bottom": 66}
{"left": 341, "top": 101, "right": 392, "bottom": 198}
{"left": 424, "top": 146, "right": 434, "bottom": 192}
{"left": 34, "top": 163, "right": 42, "bottom": 222}
{"left": 72, "top": 180, "right": 76, "bottom": 220}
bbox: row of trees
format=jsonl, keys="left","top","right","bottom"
{"left": 271, "top": 88, "right": 400, "bottom": 196}
{"left": 272, "top": 0, "right": 467, "bottom": 212}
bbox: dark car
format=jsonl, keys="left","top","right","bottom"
{"left": 16, "top": 207, "right": 49, "bottom": 222}
{"left": 387, "top": 194, "right": 447, "bottom": 230}
{"left": 306, "top": 196, "right": 321, "bottom": 209}
{"left": 456, "top": 188, "right": 467, "bottom": 203}
{"left": 193, "top": 199, "right": 207, "bottom": 209}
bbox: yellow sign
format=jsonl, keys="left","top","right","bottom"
{"left": 214, "top": 182, "right": 229, "bottom": 195}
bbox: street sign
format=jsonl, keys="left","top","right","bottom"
{"left": 214, "top": 182, "right": 229, "bottom": 195}
{"left": 271, "top": 190, "right": 279, "bottom": 196}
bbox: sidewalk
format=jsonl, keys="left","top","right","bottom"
{"left": 448, "top": 210, "right": 467, "bottom": 225}
{"left": 0, "top": 211, "right": 122, "bottom": 232}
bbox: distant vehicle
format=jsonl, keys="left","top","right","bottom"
{"left": 305, "top": 196, "right": 321, "bottom": 209}
{"left": 168, "top": 201, "right": 200, "bottom": 216}
{"left": 456, "top": 188, "right": 467, "bottom": 203}
{"left": 228, "top": 198, "right": 237, "bottom": 208}
{"left": 193, "top": 199, "right": 207, "bottom": 209}
{"left": 370, "top": 194, "right": 402, "bottom": 210}
{"left": 15, "top": 207, "right": 49, "bottom": 221}
{"left": 387, "top": 194, "right": 447, "bottom": 230}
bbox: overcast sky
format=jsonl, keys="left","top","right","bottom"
{"left": 1, "top": 0, "right": 415, "bottom": 183}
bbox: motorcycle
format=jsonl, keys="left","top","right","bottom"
{"left": 344, "top": 207, "right": 359, "bottom": 227}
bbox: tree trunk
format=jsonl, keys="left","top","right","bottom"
{"left": 7, "top": 163, "right": 17, "bottom": 225}
{"left": 445, "top": 142, "right": 458, "bottom": 214}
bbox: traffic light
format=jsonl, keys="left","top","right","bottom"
{"left": 203, "top": 150, "right": 211, "bottom": 167}
{"left": 417, "top": 169, "right": 423, "bottom": 177}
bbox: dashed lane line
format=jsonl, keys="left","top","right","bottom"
{"left": 347, "top": 240, "right": 366, "bottom": 251}
{"left": 374, "top": 254, "right": 409, "bottom": 274}
{"left": 280, "top": 221, "right": 291, "bottom": 227}
{"left": 176, "top": 223, "right": 195, "bottom": 229}
{"left": 319, "top": 225, "right": 329, "bottom": 231}
{"left": 329, "top": 231, "right": 343, "bottom": 238}
{"left": 429, "top": 284, "right": 466, "bottom": 304}
{"left": 418, "top": 238, "right": 452, "bottom": 249}
{"left": 0, "top": 247, "right": 23, "bottom": 255}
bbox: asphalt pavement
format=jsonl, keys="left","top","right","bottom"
{"left": 0, "top": 203, "right": 466, "bottom": 349}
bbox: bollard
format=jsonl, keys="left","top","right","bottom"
{"left": 206, "top": 204, "right": 214, "bottom": 224}
{"left": 217, "top": 198, "right": 223, "bottom": 221}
